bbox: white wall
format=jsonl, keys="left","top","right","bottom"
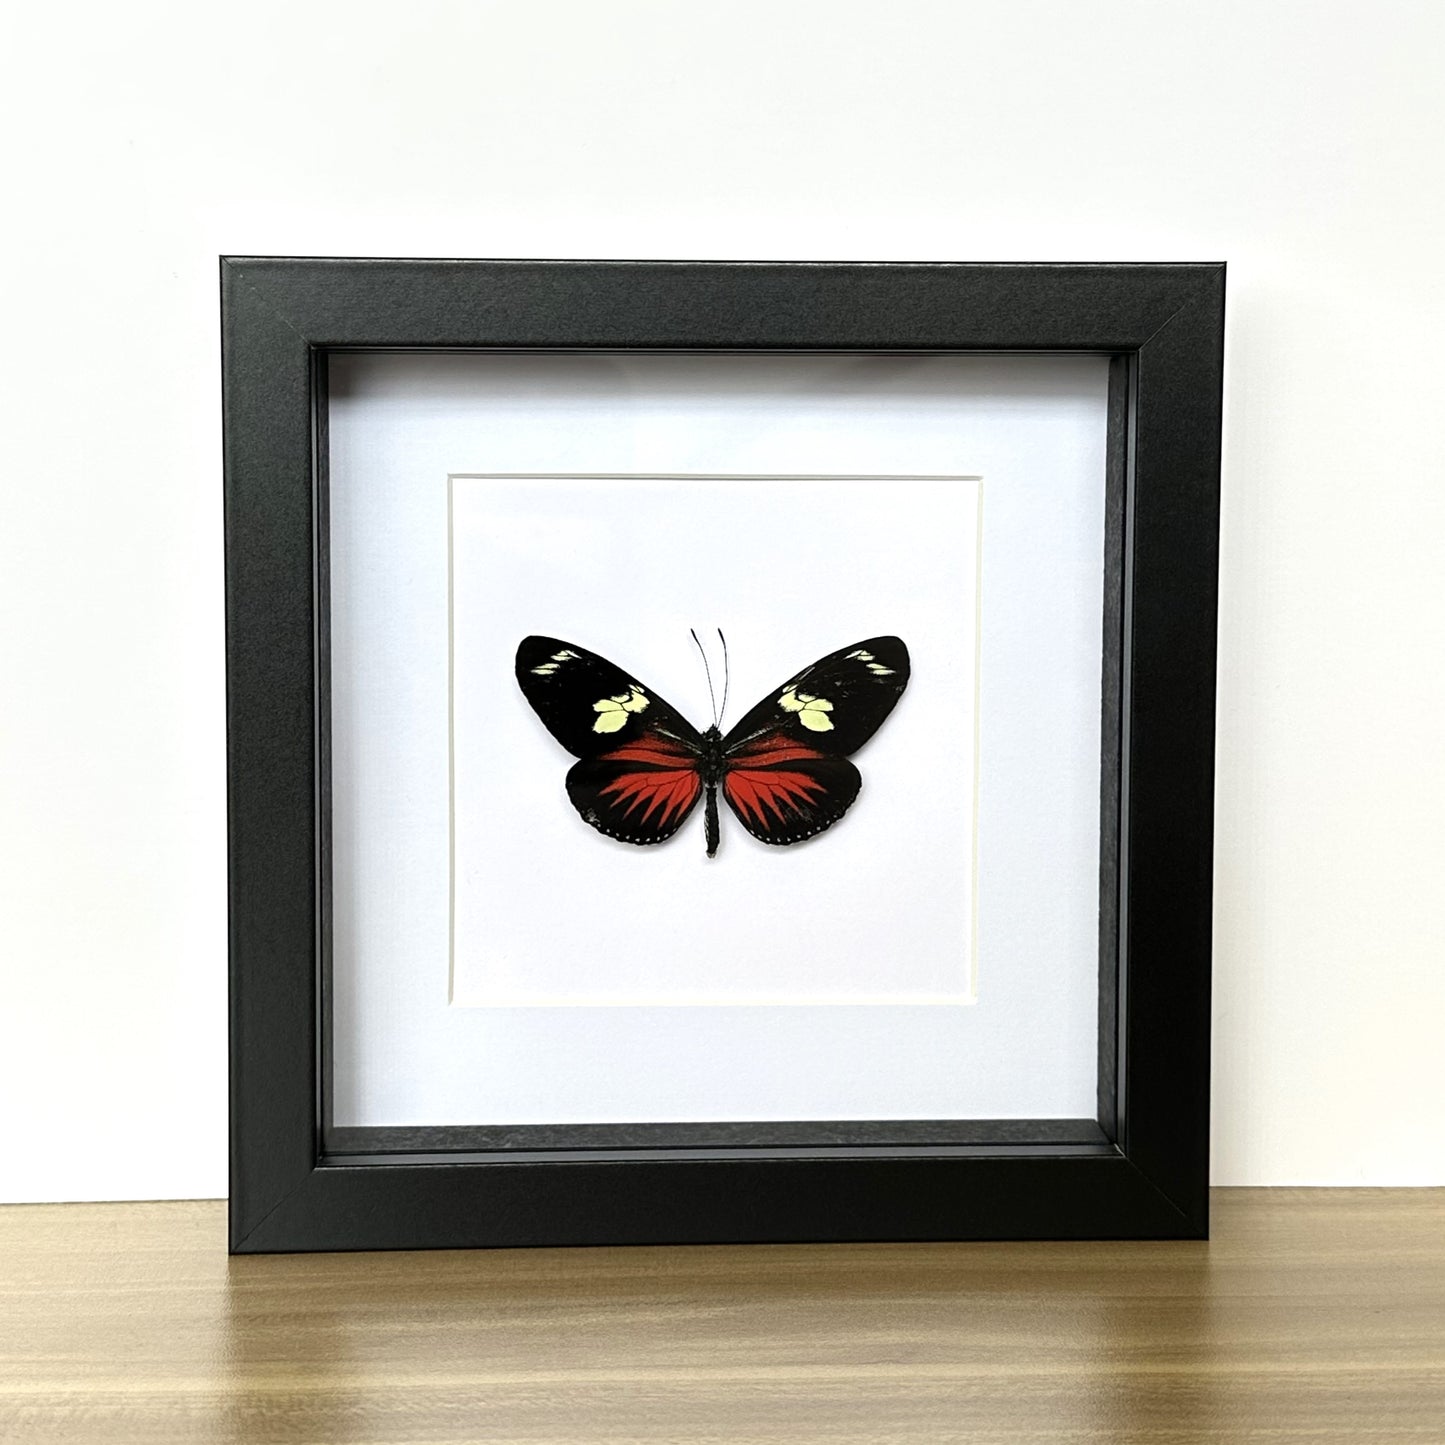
{"left": 2, "top": 0, "right": 1442, "bottom": 1201}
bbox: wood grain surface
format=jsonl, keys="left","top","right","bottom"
{"left": 1, "top": 1189, "right": 1442, "bottom": 1443}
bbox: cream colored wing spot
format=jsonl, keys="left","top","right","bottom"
{"left": 531, "top": 649, "right": 581, "bottom": 676}
{"left": 592, "top": 686, "right": 650, "bottom": 733}
{"left": 847, "top": 648, "right": 895, "bottom": 677}
{"left": 847, "top": 648, "right": 894, "bottom": 676}
{"left": 778, "top": 685, "right": 835, "bottom": 732}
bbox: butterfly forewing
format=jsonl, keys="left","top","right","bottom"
{"left": 515, "top": 636, "right": 703, "bottom": 757}
{"left": 721, "top": 636, "right": 910, "bottom": 757}
{"left": 516, "top": 636, "right": 705, "bottom": 845}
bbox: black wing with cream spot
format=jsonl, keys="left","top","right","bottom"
{"left": 720, "top": 636, "right": 910, "bottom": 758}
{"left": 516, "top": 636, "right": 707, "bottom": 847}
{"left": 515, "top": 636, "right": 704, "bottom": 759}
{"left": 717, "top": 637, "right": 909, "bottom": 847}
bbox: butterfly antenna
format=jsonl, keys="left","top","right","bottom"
{"left": 718, "top": 629, "right": 730, "bottom": 727}
{"left": 691, "top": 627, "right": 719, "bottom": 727}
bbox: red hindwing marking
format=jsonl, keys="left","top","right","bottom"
{"left": 597, "top": 733, "right": 701, "bottom": 829}
{"left": 599, "top": 768, "right": 700, "bottom": 827}
{"left": 724, "top": 768, "right": 827, "bottom": 828}
{"left": 727, "top": 734, "right": 826, "bottom": 766}
{"left": 601, "top": 736, "right": 698, "bottom": 767}
{"left": 724, "top": 732, "right": 829, "bottom": 828}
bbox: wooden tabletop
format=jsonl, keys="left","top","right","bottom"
{"left": 2, "top": 1189, "right": 1442, "bottom": 1443}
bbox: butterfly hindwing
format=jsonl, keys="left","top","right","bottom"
{"left": 566, "top": 744, "right": 704, "bottom": 846}
{"left": 722, "top": 741, "right": 862, "bottom": 846}
{"left": 516, "top": 636, "right": 705, "bottom": 846}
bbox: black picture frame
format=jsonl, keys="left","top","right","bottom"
{"left": 223, "top": 258, "right": 1223, "bottom": 1253}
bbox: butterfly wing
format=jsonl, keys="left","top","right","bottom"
{"left": 721, "top": 744, "right": 863, "bottom": 846}
{"left": 720, "top": 636, "right": 909, "bottom": 846}
{"left": 564, "top": 745, "right": 705, "bottom": 846}
{"left": 516, "top": 636, "right": 705, "bottom": 846}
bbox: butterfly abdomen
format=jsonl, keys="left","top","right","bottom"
{"left": 701, "top": 725, "right": 725, "bottom": 858}
{"left": 705, "top": 785, "right": 720, "bottom": 857}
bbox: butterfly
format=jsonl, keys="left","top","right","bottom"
{"left": 515, "top": 634, "right": 910, "bottom": 856}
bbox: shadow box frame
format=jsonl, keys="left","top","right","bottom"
{"left": 222, "top": 257, "right": 1224, "bottom": 1253}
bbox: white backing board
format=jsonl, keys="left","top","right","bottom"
{"left": 328, "top": 352, "right": 1108, "bottom": 1125}
{"left": 450, "top": 473, "right": 982, "bottom": 1007}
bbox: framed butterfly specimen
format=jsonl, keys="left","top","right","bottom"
{"left": 224, "top": 257, "right": 1223, "bottom": 1253}
{"left": 515, "top": 634, "right": 910, "bottom": 856}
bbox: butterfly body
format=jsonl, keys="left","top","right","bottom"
{"left": 516, "top": 635, "right": 909, "bottom": 857}
{"left": 698, "top": 724, "right": 725, "bottom": 858}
